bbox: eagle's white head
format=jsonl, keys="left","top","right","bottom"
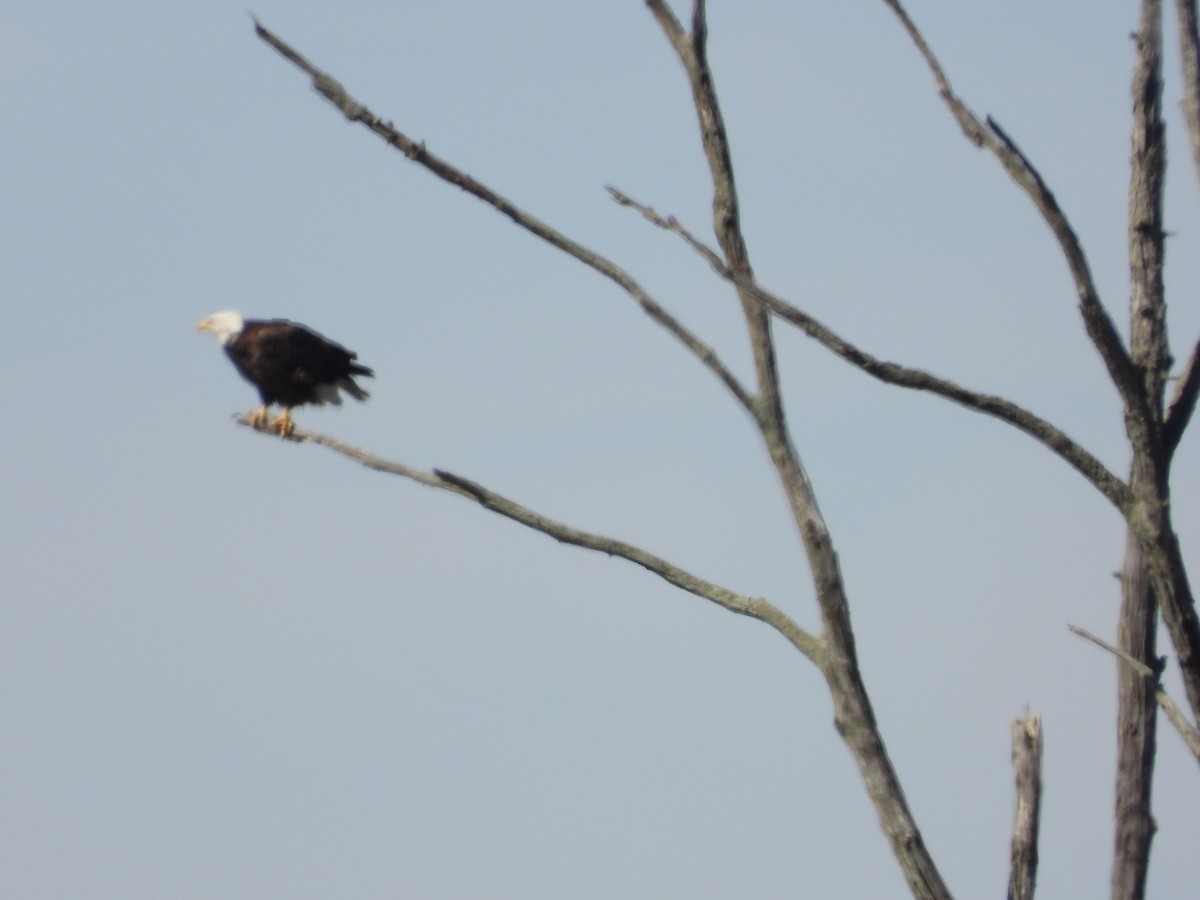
{"left": 196, "top": 311, "right": 245, "bottom": 346}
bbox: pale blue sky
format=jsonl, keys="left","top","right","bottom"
{"left": 3, "top": 1, "right": 1199, "bottom": 897}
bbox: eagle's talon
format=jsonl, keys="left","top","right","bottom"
{"left": 270, "top": 409, "right": 294, "bottom": 438}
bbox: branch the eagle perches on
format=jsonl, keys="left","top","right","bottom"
{"left": 251, "top": 2, "right": 1200, "bottom": 898}
{"left": 234, "top": 414, "right": 821, "bottom": 661}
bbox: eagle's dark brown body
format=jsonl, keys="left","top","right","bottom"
{"left": 225, "top": 319, "right": 374, "bottom": 409}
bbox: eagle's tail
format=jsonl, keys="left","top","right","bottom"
{"left": 340, "top": 373, "right": 372, "bottom": 402}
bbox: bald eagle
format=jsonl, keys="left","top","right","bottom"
{"left": 197, "top": 311, "right": 374, "bottom": 437}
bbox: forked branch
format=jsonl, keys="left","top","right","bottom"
{"left": 644, "top": 0, "right": 784, "bottom": 425}
{"left": 255, "top": 12, "right": 946, "bottom": 898}
{"left": 880, "top": 0, "right": 1153, "bottom": 448}
{"left": 887, "top": 0, "right": 1200, "bottom": 731}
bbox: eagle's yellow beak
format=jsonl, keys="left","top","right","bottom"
{"left": 196, "top": 318, "right": 212, "bottom": 333}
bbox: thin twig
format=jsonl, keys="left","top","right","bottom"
{"left": 1068, "top": 624, "right": 1200, "bottom": 762}
{"left": 251, "top": 19, "right": 755, "bottom": 414}
{"left": 234, "top": 414, "right": 823, "bottom": 661}
{"left": 1069, "top": 623, "right": 1158, "bottom": 678}
{"left": 608, "top": 187, "right": 1134, "bottom": 514}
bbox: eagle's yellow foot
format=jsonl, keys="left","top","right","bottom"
{"left": 270, "top": 409, "right": 295, "bottom": 438}
{"left": 248, "top": 406, "right": 270, "bottom": 429}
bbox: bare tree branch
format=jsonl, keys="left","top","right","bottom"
{"left": 1007, "top": 712, "right": 1043, "bottom": 900}
{"left": 250, "top": 18, "right": 756, "bottom": 414}
{"left": 608, "top": 186, "right": 1135, "bottom": 514}
{"left": 234, "top": 414, "right": 824, "bottom": 661}
{"left": 880, "top": 0, "right": 1154, "bottom": 453}
{"left": 1129, "top": 0, "right": 1171, "bottom": 420}
{"left": 1164, "top": 334, "right": 1200, "bottom": 455}
{"left": 1069, "top": 625, "right": 1200, "bottom": 763}
{"left": 1111, "top": 517, "right": 1160, "bottom": 900}
{"left": 1173, "top": 0, "right": 1200, "bottom": 187}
